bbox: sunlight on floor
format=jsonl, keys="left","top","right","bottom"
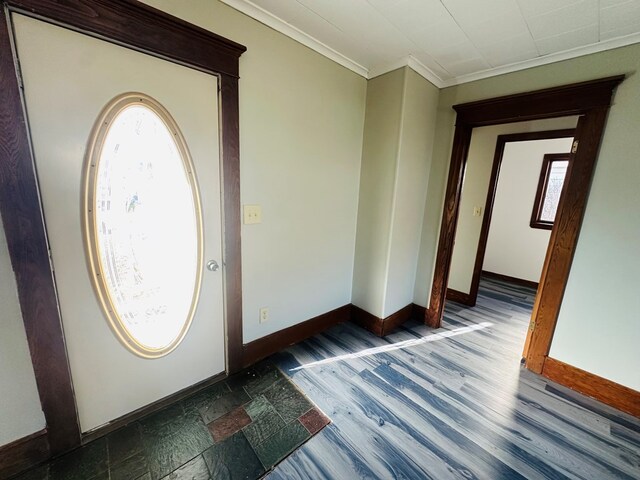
{"left": 290, "top": 322, "right": 493, "bottom": 371}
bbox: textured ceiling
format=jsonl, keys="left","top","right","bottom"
{"left": 222, "top": 0, "right": 640, "bottom": 86}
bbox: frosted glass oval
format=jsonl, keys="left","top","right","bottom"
{"left": 85, "top": 94, "right": 202, "bottom": 357}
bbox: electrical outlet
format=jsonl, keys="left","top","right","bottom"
{"left": 259, "top": 307, "right": 269, "bottom": 324}
{"left": 243, "top": 205, "right": 262, "bottom": 224}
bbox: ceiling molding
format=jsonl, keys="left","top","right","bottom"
{"left": 222, "top": 0, "right": 640, "bottom": 89}
{"left": 440, "top": 32, "right": 640, "bottom": 88}
{"left": 368, "top": 56, "right": 445, "bottom": 88}
{"left": 220, "top": 0, "right": 369, "bottom": 77}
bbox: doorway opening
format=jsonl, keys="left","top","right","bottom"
{"left": 424, "top": 76, "right": 624, "bottom": 376}
{"left": 445, "top": 126, "right": 576, "bottom": 361}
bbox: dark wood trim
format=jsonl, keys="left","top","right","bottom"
{"left": 0, "top": 0, "right": 246, "bottom": 464}
{"left": 453, "top": 76, "right": 625, "bottom": 126}
{"left": 446, "top": 288, "right": 475, "bottom": 306}
{"left": 530, "top": 153, "right": 572, "bottom": 230}
{"left": 82, "top": 371, "right": 227, "bottom": 444}
{"left": 481, "top": 270, "right": 539, "bottom": 290}
{"left": 0, "top": 6, "right": 80, "bottom": 455}
{"left": 242, "top": 305, "right": 352, "bottom": 368}
{"left": 542, "top": 358, "right": 640, "bottom": 418}
{"left": 6, "top": 0, "right": 245, "bottom": 77}
{"left": 351, "top": 303, "right": 419, "bottom": 337}
{"left": 219, "top": 74, "right": 244, "bottom": 374}
{"left": 0, "top": 430, "right": 49, "bottom": 479}
{"left": 463, "top": 129, "right": 574, "bottom": 306}
{"left": 425, "top": 76, "right": 624, "bottom": 377}
{"left": 426, "top": 123, "right": 473, "bottom": 327}
{"left": 524, "top": 111, "right": 610, "bottom": 372}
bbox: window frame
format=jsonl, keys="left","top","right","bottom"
{"left": 530, "top": 152, "right": 571, "bottom": 230}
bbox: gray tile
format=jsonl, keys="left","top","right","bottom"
{"left": 198, "top": 389, "right": 250, "bottom": 425}
{"left": 142, "top": 409, "right": 213, "bottom": 479}
{"left": 109, "top": 452, "right": 148, "bottom": 480}
{"left": 10, "top": 465, "right": 49, "bottom": 480}
{"left": 202, "top": 432, "right": 264, "bottom": 480}
{"left": 107, "top": 423, "right": 143, "bottom": 466}
{"left": 50, "top": 438, "right": 108, "bottom": 480}
{"left": 139, "top": 404, "right": 185, "bottom": 439}
{"left": 262, "top": 378, "right": 312, "bottom": 424}
{"left": 182, "top": 382, "right": 231, "bottom": 414}
{"left": 252, "top": 421, "right": 310, "bottom": 469}
{"left": 242, "top": 408, "right": 286, "bottom": 448}
{"left": 244, "top": 395, "right": 277, "bottom": 422}
{"left": 161, "top": 455, "right": 210, "bottom": 480}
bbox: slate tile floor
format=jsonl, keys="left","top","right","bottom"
{"left": 13, "top": 362, "right": 329, "bottom": 480}
{"left": 268, "top": 277, "right": 640, "bottom": 479}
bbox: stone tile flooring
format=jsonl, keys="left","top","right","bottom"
{"left": 13, "top": 361, "right": 330, "bottom": 480}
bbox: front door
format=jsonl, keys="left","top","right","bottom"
{"left": 12, "top": 14, "right": 226, "bottom": 432}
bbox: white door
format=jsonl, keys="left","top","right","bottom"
{"left": 12, "top": 14, "right": 226, "bottom": 432}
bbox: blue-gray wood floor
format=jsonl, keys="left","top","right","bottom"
{"left": 268, "top": 277, "right": 640, "bottom": 479}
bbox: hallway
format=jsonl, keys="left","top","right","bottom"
{"left": 269, "top": 278, "right": 640, "bottom": 479}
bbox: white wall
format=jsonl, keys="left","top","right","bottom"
{"left": 483, "top": 138, "right": 574, "bottom": 282}
{"left": 141, "top": 0, "right": 367, "bottom": 342}
{"left": 352, "top": 67, "right": 438, "bottom": 318}
{"left": 0, "top": 220, "right": 45, "bottom": 446}
{"left": 447, "top": 118, "right": 577, "bottom": 294}
{"left": 416, "top": 43, "right": 640, "bottom": 390}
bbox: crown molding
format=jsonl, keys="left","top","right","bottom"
{"left": 221, "top": 0, "right": 640, "bottom": 89}
{"left": 367, "top": 55, "right": 445, "bottom": 88}
{"left": 220, "top": 0, "right": 368, "bottom": 77}
{"left": 440, "top": 32, "right": 640, "bottom": 87}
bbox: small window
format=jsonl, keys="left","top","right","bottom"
{"left": 83, "top": 93, "right": 203, "bottom": 358}
{"left": 530, "top": 153, "right": 570, "bottom": 230}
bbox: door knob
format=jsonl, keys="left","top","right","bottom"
{"left": 206, "top": 260, "right": 220, "bottom": 272}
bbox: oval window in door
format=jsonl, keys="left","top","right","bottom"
{"left": 83, "top": 93, "right": 203, "bottom": 358}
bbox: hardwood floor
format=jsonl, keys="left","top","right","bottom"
{"left": 268, "top": 277, "right": 640, "bottom": 479}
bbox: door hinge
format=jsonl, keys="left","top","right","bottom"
{"left": 529, "top": 320, "right": 536, "bottom": 332}
{"left": 571, "top": 140, "right": 579, "bottom": 154}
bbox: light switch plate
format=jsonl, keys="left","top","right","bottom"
{"left": 243, "top": 204, "right": 262, "bottom": 224}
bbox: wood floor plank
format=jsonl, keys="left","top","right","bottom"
{"left": 268, "top": 278, "right": 640, "bottom": 479}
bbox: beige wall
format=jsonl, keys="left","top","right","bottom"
{"left": 384, "top": 69, "right": 439, "bottom": 317}
{"left": 483, "top": 137, "right": 573, "bottom": 282}
{"left": 415, "top": 43, "right": 640, "bottom": 390}
{"left": 353, "top": 67, "right": 438, "bottom": 318}
{"left": 352, "top": 69, "right": 404, "bottom": 318}
{"left": 0, "top": 219, "right": 45, "bottom": 446}
{"left": 448, "top": 119, "right": 577, "bottom": 294}
{"left": 142, "top": 0, "right": 367, "bottom": 342}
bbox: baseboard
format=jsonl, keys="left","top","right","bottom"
{"left": 482, "top": 270, "right": 539, "bottom": 290}
{"left": 0, "top": 429, "right": 49, "bottom": 479}
{"left": 542, "top": 357, "right": 640, "bottom": 418}
{"left": 351, "top": 303, "right": 422, "bottom": 337}
{"left": 446, "top": 288, "right": 475, "bottom": 306}
{"left": 242, "top": 304, "right": 351, "bottom": 367}
{"left": 82, "top": 371, "right": 227, "bottom": 444}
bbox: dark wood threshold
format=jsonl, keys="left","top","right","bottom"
{"left": 242, "top": 305, "right": 352, "bottom": 368}
{"left": 481, "top": 270, "right": 539, "bottom": 290}
{"left": 542, "top": 357, "right": 640, "bottom": 418}
{"left": 0, "top": 429, "right": 49, "bottom": 479}
{"left": 351, "top": 303, "right": 424, "bottom": 337}
{"left": 82, "top": 371, "right": 227, "bottom": 444}
{"left": 446, "top": 288, "right": 475, "bottom": 306}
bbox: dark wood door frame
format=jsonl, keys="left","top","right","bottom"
{"left": 425, "top": 76, "right": 624, "bottom": 374}
{"left": 0, "top": 0, "right": 245, "bottom": 458}
{"left": 447, "top": 128, "right": 576, "bottom": 307}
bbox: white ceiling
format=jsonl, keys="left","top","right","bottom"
{"left": 221, "top": 0, "right": 640, "bottom": 87}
